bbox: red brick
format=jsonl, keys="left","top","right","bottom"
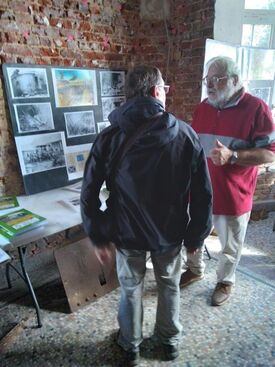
{"left": 62, "top": 19, "right": 72, "bottom": 29}
{"left": 78, "top": 21, "right": 92, "bottom": 32}
{"left": 40, "top": 47, "right": 59, "bottom": 57}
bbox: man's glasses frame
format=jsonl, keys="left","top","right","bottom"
{"left": 202, "top": 76, "right": 228, "bottom": 86}
{"left": 156, "top": 84, "right": 170, "bottom": 94}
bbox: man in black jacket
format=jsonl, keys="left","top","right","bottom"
{"left": 81, "top": 65, "right": 212, "bottom": 366}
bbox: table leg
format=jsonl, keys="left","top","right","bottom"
{"left": 204, "top": 245, "right": 211, "bottom": 260}
{"left": 18, "top": 247, "right": 42, "bottom": 328}
{"left": 5, "top": 262, "right": 12, "bottom": 288}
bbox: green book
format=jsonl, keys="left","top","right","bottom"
{"left": 0, "top": 208, "right": 47, "bottom": 241}
{"left": 0, "top": 195, "right": 19, "bottom": 210}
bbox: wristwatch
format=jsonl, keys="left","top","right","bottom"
{"left": 230, "top": 151, "right": 238, "bottom": 164}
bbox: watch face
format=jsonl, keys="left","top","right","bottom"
{"left": 230, "top": 151, "right": 238, "bottom": 164}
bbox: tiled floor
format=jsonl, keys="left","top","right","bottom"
{"left": 0, "top": 213, "right": 274, "bottom": 367}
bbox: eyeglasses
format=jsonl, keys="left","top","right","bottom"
{"left": 202, "top": 76, "right": 228, "bottom": 86}
{"left": 156, "top": 84, "right": 170, "bottom": 94}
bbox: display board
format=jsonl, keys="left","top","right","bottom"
{"left": 2, "top": 64, "right": 126, "bottom": 195}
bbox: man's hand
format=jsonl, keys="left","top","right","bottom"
{"left": 210, "top": 139, "right": 233, "bottom": 166}
{"left": 186, "top": 245, "right": 200, "bottom": 255}
{"left": 94, "top": 242, "right": 115, "bottom": 265}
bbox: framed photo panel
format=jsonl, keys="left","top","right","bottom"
{"left": 2, "top": 63, "right": 126, "bottom": 194}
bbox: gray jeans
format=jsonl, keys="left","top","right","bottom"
{"left": 116, "top": 246, "right": 183, "bottom": 351}
{"left": 186, "top": 212, "right": 251, "bottom": 284}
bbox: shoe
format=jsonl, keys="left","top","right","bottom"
{"left": 116, "top": 329, "right": 140, "bottom": 366}
{"left": 125, "top": 349, "right": 140, "bottom": 366}
{"left": 211, "top": 283, "right": 232, "bottom": 306}
{"left": 210, "top": 226, "right": 218, "bottom": 236}
{"left": 180, "top": 269, "right": 204, "bottom": 288}
{"left": 162, "top": 344, "right": 179, "bottom": 361}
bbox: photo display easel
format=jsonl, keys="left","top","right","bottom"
{"left": 2, "top": 64, "right": 126, "bottom": 195}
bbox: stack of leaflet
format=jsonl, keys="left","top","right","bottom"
{"left": 0, "top": 208, "right": 47, "bottom": 242}
{"left": 0, "top": 195, "right": 20, "bottom": 248}
{"left": 0, "top": 196, "right": 47, "bottom": 262}
{"left": 0, "top": 195, "right": 19, "bottom": 211}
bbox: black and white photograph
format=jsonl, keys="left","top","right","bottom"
{"left": 100, "top": 71, "right": 125, "bottom": 96}
{"left": 97, "top": 121, "right": 111, "bottom": 133}
{"left": 14, "top": 102, "right": 54, "bottom": 133}
{"left": 101, "top": 96, "right": 125, "bottom": 121}
{"left": 64, "top": 143, "right": 92, "bottom": 180}
{"left": 15, "top": 132, "right": 66, "bottom": 175}
{"left": 64, "top": 110, "right": 96, "bottom": 138}
{"left": 6, "top": 67, "right": 49, "bottom": 99}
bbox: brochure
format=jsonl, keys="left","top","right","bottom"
{"left": 0, "top": 248, "right": 11, "bottom": 264}
{"left": 63, "top": 181, "right": 82, "bottom": 193}
{"left": 0, "top": 208, "right": 47, "bottom": 241}
{"left": 58, "top": 196, "right": 80, "bottom": 212}
{"left": 0, "top": 234, "right": 10, "bottom": 248}
{"left": 0, "top": 195, "right": 19, "bottom": 210}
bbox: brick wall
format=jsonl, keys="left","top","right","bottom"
{"left": 0, "top": 0, "right": 215, "bottom": 195}
{"left": 254, "top": 166, "right": 275, "bottom": 202}
{"left": 167, "top": 0, "right": 214, "bottom": 121}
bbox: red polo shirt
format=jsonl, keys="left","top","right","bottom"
{"left": 192, "top": 92, "right": 275, "bottom": 215}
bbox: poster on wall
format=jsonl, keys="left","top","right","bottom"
{"left": 52, "top": 68, "right": 98, "bottom": 107}
{"left": 14, "top": 102, "right": 55, "bottom": 133}
{"left": 102, "top": 96, "right": 126, "bottom": 121}
{"left": 2, "top": 63, "right": 126, "bottom": 195}
{"left": 6, "top": 67, "right": 50, "bottom": 99}
{"left": 97, "top": 121, "right": 111, "bottom": 133}
{"left": 15, "top": 132, "right": 67, "bottom": 176}
{"left": 64, "top": 111, "right": 96, "bottom": 138}
{"left": 64, "top": 143, "right": 92, "bottom": 181}
{"left": 100, "top": 71, "right": 125, "bottom": 96}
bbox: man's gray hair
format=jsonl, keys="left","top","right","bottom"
{"left": 205, "top": 56, "right": 243, "bottom": 87}
{"left": 125, "top": 65, "right": 162, "bottom": 99}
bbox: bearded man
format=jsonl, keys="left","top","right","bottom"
{"left": 180, "top": 56, "right": 275, "bottom": 306}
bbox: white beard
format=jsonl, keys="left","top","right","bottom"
{"left": 208, "top": 81, "right": 238, "bottom": 109}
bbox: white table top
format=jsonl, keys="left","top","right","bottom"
{"left": 2, "top": 185, "right": 82, "bottom": 250}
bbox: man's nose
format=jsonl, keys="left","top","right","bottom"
{"left": 206, "top": 78, "right": 214, "bottom": 87}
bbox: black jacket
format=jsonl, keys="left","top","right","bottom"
{"left": 81, "top": 96, "right": 212, "bottom": 252}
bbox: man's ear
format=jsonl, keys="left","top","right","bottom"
{"left": 233, "top": 75, "right": 239, "bottom": 86}
{"left": 151, "top": 85, "right": 158, "bottom": 98}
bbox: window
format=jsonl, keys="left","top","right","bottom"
{"left": 203, "top": 39, "right": 275, "bottom": 115}
{"left": 245, "top": 0, "right": 275, "bottom": 10}
{"left": 241, "top": 48, "right": 275, "bottom": 108}
{"left": 242, "top": 48, "right": 275, "bottom": 81}
{"left": 242, "top": 3, "right": 275, "bottom": 48}
{"left": 242, "top": 24, "right": 271, "bottom": 47}
{"left": 241, "top": 4, "right": 275, "bottom": 113}
{"left": 214, "top": 1, "right": 275, "bottom": 115}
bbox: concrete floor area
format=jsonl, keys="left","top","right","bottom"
{"left": 0, "top": 213, "right": 274, "bottom": 367}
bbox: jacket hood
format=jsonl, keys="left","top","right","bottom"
{"left": 108, "top": 96, "right": 179, "bottom": 148}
